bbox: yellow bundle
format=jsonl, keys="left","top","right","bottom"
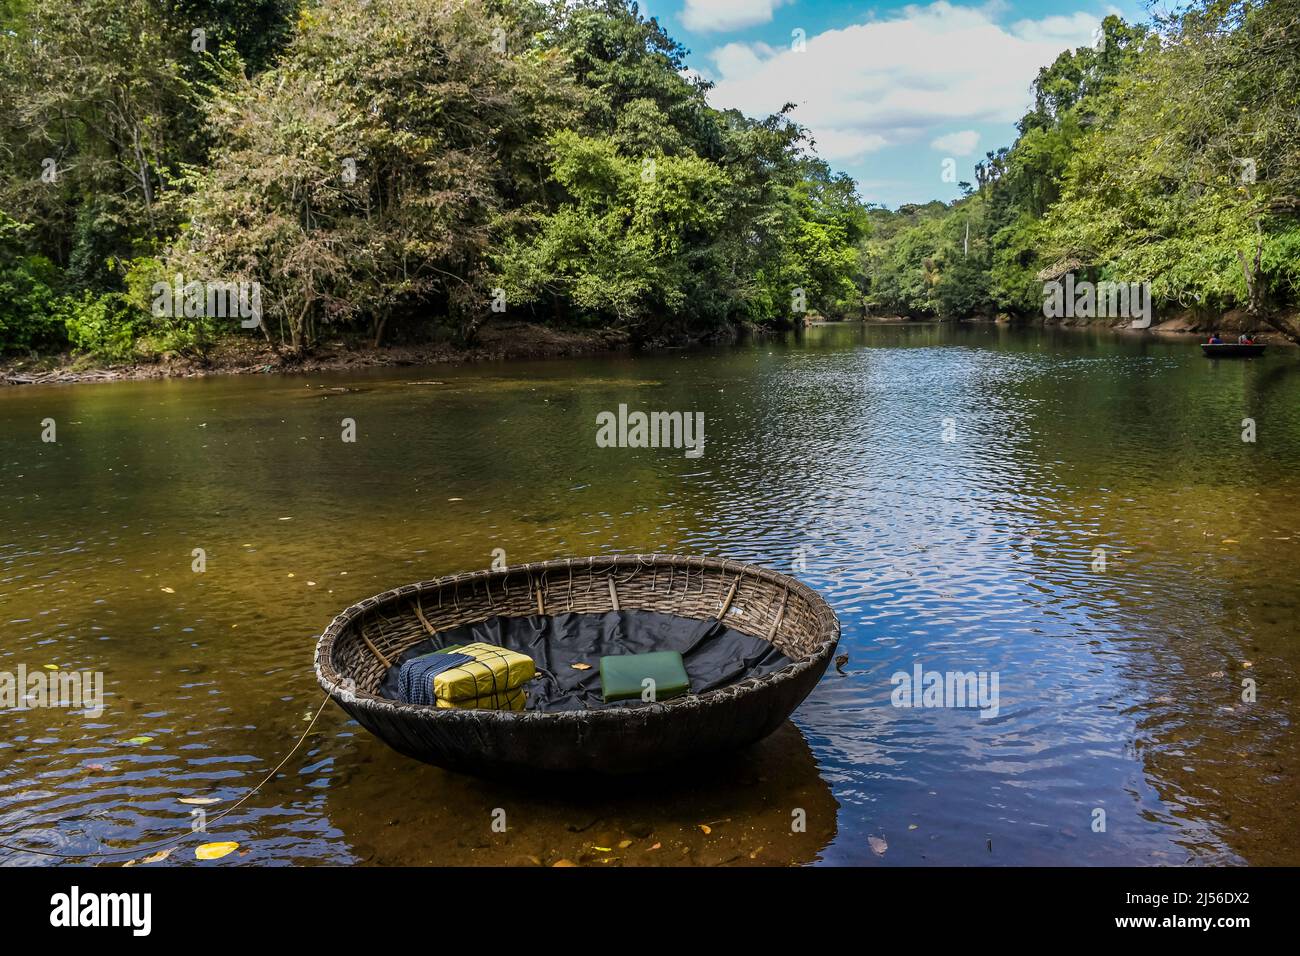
{"left": 436, "top": 688, "right": 527, "bottom": 711}
{"left": 433, "top": 642, "right": 535, "bottom": 704}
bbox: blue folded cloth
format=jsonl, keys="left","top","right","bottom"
{"left": 398, "top": 651, "right": 474, "bottom": 706}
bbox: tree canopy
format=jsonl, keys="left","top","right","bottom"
{"left": 866, "top": 3, "right": 1300, "bottom": 341}
{"left": 1, "top": 0, "right": 1296, "bottom": 358}
{"left": 0, "top": 0, "right": 868, "bottom": 357}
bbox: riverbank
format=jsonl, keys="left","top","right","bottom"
{"left": 865, "top": 307, "right": 1300, "bottom": 343}
{"left": 0, "top": 322, "right": 632, "bottom": 387}
{"left": 7, "top": 310, "right": 1295, "bottom": 388}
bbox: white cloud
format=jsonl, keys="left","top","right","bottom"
{"left": 812, "top": 128, "right": 891, "bottom": 158}
{"left": 705, "top": 1, "right": 1104, "bottom": 163}
{"left": 930, "top": 130, "right": 981, "bottom": 156}
{"left": 709, "top": 41, "right": 778, "bottom": 81}
{"left": 1012, "top": 4, "right": 1125, "bottom": 44}
{"left": 682, "top": 0, "right": 790, "bottom": 33}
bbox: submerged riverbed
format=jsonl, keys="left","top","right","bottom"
{"left": 2, "top": 322, "right": 1298, "bottom": 866}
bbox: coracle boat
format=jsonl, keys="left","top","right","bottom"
{"left": 1202, "top": 342, "right": 1266, "bottom": 358}
{"left": 314, "top": 554, "right": 839, "bottom": 775}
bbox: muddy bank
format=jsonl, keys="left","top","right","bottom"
{"left": 7, "top": 310, "right": 1295, "bottom": 389}
{"left": 866, "top": 309, "right": 1299, "bottom": 343}
{"left": 1002, "top": 306, "right": 1299, "bottom": 342}
{"left": 1, "top": 322, "right": 636, "bottom": 387}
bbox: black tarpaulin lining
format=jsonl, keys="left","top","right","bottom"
{"left": 378, "top": 609, "right": 793, "bottom": 711}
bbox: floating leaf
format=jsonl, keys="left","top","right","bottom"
{"left": 43, "top": 663, "right": 58, "bottom": 670}
{"left": 195, "top": 842, "right": 239, "bottom": 861}
{"left": 617, "top": 839, "right": 633, "bottom": 849}
{"left": 179, "top": 797, "right": 219, "bottom": 806}
{"left": 699, "top": 824, "right": 712, "bottom": 835}
{"left": 868, "top": 835, "right": 888, "bottom": 857}
{"left": 127, "top": 848, "right": 175, "bottom": 866}
{"left": 593, "top": 845, "right": 612, "bottom": 852}
{"left": 160, "top": 587, "right": 175, "bottom": 594}
{"left": 124, "top": 736, "right": 153, "bottom": 745}
{"left": 649, "top": 842, "right": 661, "bottom": 851}
{"left": 570, "top": 662, "right": 592, "bottom": 671}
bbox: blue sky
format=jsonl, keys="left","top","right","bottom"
{"left": 637, "top": 0, "right": 1148, "bottom": 208}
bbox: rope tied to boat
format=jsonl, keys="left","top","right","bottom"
{"left": 0, "top": 691, "right": 333, "bottom": 862}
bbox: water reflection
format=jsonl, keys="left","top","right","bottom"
{"left": 324, "top": 721, "right": 837, "bottom": 866}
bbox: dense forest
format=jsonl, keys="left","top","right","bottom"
{"left": 866, "top": 2, "right": 1300, "bottom": 342}
{"left": 0, "top": 0, "right": 1297, "bottom": 363}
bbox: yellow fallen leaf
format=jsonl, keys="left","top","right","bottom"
{"left": 1221, "top": 539, "right": 1238, "bottom": 544}
{"left": 124, "top": 736, "right": 153, "bottom": 745}
{"left": 699, "top": 824, "right": 711, "bottom": 835}
{"left": 179, "top": 797, "right": 219, "bottom": 806}
{"left": 570, "top": 662, "right": 592, "bottom": 671}
{"left": 617, "top": 839, "right": 633, "bottom": 849}
{"left": 43, "top": 664, "right": 58, "bottom": 670}
{"left": 122, "top": 848, "right": 175, "bottom": 868}
{"left": 160, "top": 586, "right": 175, "bottom": 593}
{"left": 593, "top": 845, "right": 612, "bottom": 852}
{"left": 195, "top": 842, "right": 239, "bottom": 861}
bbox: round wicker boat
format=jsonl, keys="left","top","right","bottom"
{"left": 314, "top": 554, "right": 840, "bottom": 775}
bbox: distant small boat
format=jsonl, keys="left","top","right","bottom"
{"left": 1202, "top": 342, "right": 1266, "bottom": 358}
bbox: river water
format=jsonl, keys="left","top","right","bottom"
{"left": 2, "top": 322, "right": 1298, "bottom": 866}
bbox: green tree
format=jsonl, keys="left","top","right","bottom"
{"left": 168, "top": 0, "right": 575, "bottom": 351}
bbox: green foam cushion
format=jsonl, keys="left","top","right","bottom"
{"left": 599, "top": 650, "right": 690, "bottom": 703}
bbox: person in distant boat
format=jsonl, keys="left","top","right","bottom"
{"left": 1238, "top": 332, "right": 1255, "bottom": 344}
{"left": 1208, "top": 331, "right": 1224, "bottom": 344}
